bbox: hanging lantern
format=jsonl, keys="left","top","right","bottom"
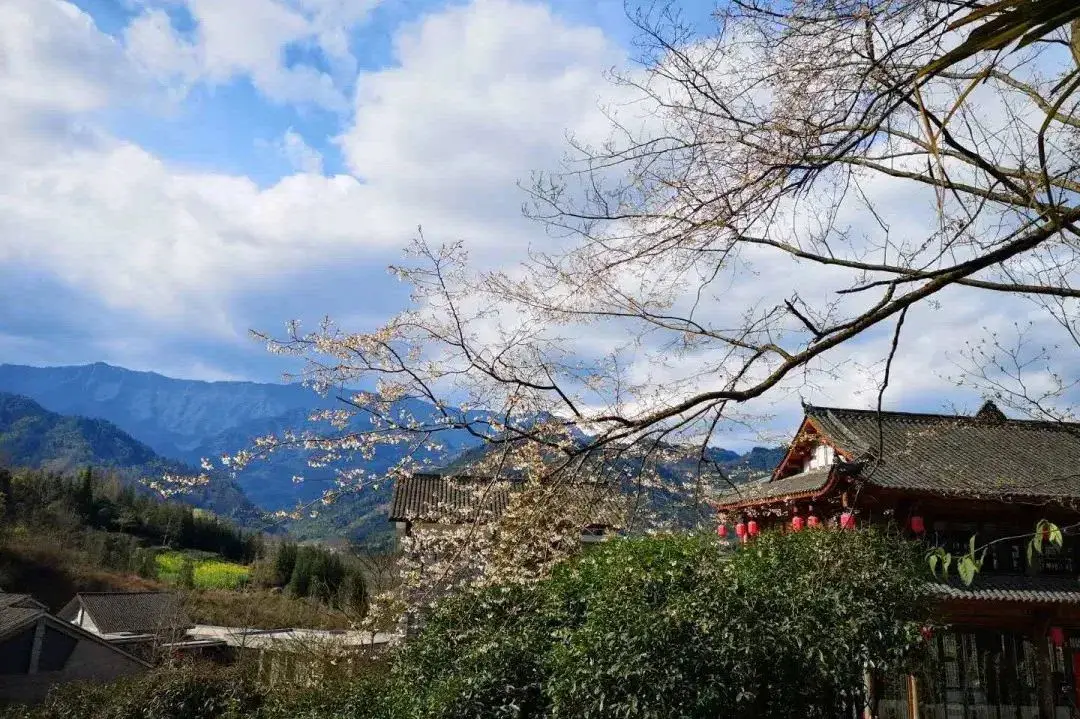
{"left": 807, "top": 514, "right": 821, "bottom": 528}
{"left": 735, "top": 522, "right": 747, "bottom": 539}
{"left": 909, "top": 515, "right": 925, "bottom": 534}
{"left": 791, "top": 515, "right": 805, "bottom": 532}
{"left": 840, "top": 512, "right": 856, "bottom": 530}
{"left": 920, "top": 626, "right": 933, "bottom": 642}
{"left": 748, "top": 519, "right": 760, "bottom": 537}
{"left": 1050, "top": 627, "right": 1065, "bottom": 648}
{"left": 1042, "top": 525, "right": 1052, "bottom": 542}
{"left": 717, "top": 524, "right": 728, "bottom": 538}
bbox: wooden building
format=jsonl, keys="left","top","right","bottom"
{"left": 713, "top": 401, "right": 1080, "bottom": 719}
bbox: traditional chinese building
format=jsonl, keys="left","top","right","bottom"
{"left": 713, "top": 401, "right": 1080, "bottom": 719}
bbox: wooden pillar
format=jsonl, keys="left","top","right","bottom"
{"left": 906, "top": 674, "right": 920, "bottom": 719}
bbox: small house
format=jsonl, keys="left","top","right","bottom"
{"left": 0, "top": 592, "right": 149, "bottom": 704}
{"left": 59, "top": 591, "right": 192, "bottom": 660}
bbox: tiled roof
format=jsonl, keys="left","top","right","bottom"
{"left": 389, "top": 473, "right": 630, "bottom": 527}
{"left": 0, "top": 592, "right": 45, "bottom": 610}
{"left": 713, "top": 468, "right": 833, "bottom": 508}
{"left": 389, "top": 474, "right": 512, "bottom": 522}
{"left": 929, "top": 575, "right": 1080, "bottom": 604}
{"left": 0, "top": 606, "right": 41, "bottom": 638}
{"left": 59, "top": 592, "right": 191, "bottom": 635}
{"left": 804, "top": 403, "right": 1080, "bottom": 501}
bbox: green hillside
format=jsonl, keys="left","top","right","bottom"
{"left": 0, "top": 392, "right": 259, "bottom": 523}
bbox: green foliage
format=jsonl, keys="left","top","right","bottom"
{"left": 258, "top": 672, "right": 391, "bottom": 719}
{"left": 3, "top": 465, "right": 263, "bottom": 563}
{"left": 1, "top": 665, "right": 264, "bottom": 719}
{"left": 928, "top": 520, "right": 1064, "bottom": 586}
{"left": 273, "top": 543, "right": 297, "bottom": 586}
{"left": 391, "top": 529, "right": 928, "bottom": 719}
{"left": 1, "top": 531, "right": 927, "bottom": 719}
{"left": 177, "top": 556, "right": 196, "bottom": 590}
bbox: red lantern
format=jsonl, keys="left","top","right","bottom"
{"left": 1042, "top": 526, "right": 1052, "bottom": 542}
{"left": 1050, "top": 627, "right": 1065, "bottom": 648}
{"left": 807, "top": 514, "right": 820, "bottom": 528}
{"left": 717, "top": 524, "right": 728, "bottom": 538}
{"left": 920, "top": 626, "right": 933, "bottom": 642}
{"left": 910, "top": 515, "right": 925, "bottom": 534}
{"left": 747, "top": 520, "right": 760, "bottom": 537}
{"left": 735, "top": 522, "right": 747, "bottom": 539}
{"left": 840, "top": 512, "right": 856, "bottom": 530}
{"left": 791, "top": 515, "right": 805, "bottom": 532}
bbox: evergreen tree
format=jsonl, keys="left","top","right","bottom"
{"left": 75, "top": 466, "right": 94, "bottom": 519}
{"left": 274, "top": 543, "right": 298, "bottom": 587}
{"left": 0, "top": 466, "right": 11, "bottom": 518}
{"left": 340, "top": 570, "right": 368, "bottom": 614}
{"left": 287, "top": 547, "right": 313, "bottom": 598}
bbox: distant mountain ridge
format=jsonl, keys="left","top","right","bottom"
{"left": 0, "top": 363, "right": 786, "bottom": 543}
{"left": 0, "top": 391, "right": 259, "bottom": 523}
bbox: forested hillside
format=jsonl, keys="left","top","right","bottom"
{"left": 0, "top": 392, "right": 259, "bottom": 522}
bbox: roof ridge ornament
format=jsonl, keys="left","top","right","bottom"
{"left": 975, "top": 400, "right": 1007, "bottom": 424}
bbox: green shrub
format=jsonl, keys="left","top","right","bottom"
{"left": 258, "top": 672, "right": 391, "bottom": 719}
{"left": 391, "top": 529, "right": 929, "bottom": 719}
{"left": 3, "top": 665, "right": 265, "bottom": 719}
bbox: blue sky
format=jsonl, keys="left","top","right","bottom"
{"left": 1, "top": 0, "right": 1069, "bottom": 446}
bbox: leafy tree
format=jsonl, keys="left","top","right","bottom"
{"left": 340, "top": 569, "right": 368, "bottom": 615}
{"left": 288, "top": 548, "right": 314, "bottom": 598}
{"left": 0, "top": 466, "right": 12, "bottom": 517}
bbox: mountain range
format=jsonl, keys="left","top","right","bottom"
{"left": 0, "top": 363, "right": 785, "bottom": 544}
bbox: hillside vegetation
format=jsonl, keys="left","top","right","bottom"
{"left": 0, "top": 392, "right": 259, "bottom": 522}
{"left": 0, "top": 465, "right": 367, "bottom": 629}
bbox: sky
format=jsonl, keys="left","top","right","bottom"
{"left": 1, "top": 0, "right": 1072, "bottom": 446}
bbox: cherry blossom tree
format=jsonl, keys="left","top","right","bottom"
{"left": 201, "top": 0, "right": 1080, "bottom": 615}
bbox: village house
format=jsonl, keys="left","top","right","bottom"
{"left": 0, "top": 592, "right": 149, "bottom": 704}
{"left": 389, "top": 471, "right": 631, "bottom": 636}
{"left": 58, "top": 591, "right": 192, "bottom": 661}
{"left": 389, "top": 472, "right": 628, "bottom": 549}
{"left": 713, "top": 401, "right": 1080, "bottom": 719}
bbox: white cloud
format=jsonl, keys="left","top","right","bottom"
{"left": 0, "top": 0, "right": 622, "bottom": 332}
{"left": 273, "top": 128, "right": 324, "bottom": 174}
{"left": 124, "top": 0, "right": 380, "bottom": 109}
{"left": 340, "top": 0, "right": 623, "bottom": 227}
{"left": 0, "top": 0, "right": 144, "bottom": 162}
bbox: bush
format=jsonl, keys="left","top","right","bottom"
{"left": 259, "top": 672, "right": 391, "bottom": 719}
{"left": 391, "top": 529, "right": 929, "bottom": 719}
{"left": 3, "top": 665, "right": 265, "bottom": 719}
